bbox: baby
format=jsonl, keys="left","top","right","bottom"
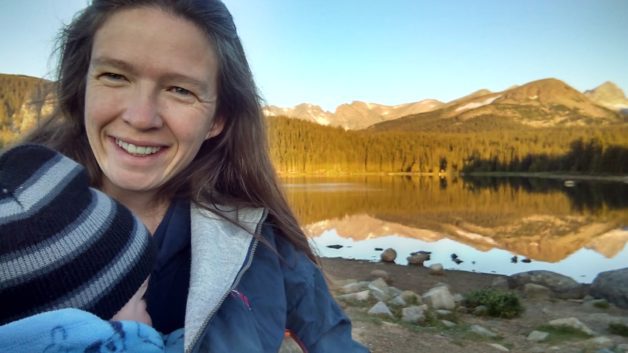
{"left": 0, "top": 144, "right": 182, "bottom": 352}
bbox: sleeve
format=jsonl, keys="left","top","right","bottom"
{"left": 275, "top": 227, "right": 370, "bottom": 353}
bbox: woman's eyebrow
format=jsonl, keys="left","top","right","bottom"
{"left": 91, "top": 56, "right": 137, "bottom": 75}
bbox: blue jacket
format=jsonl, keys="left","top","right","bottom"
{"left": 184, "top": 206, "right": 369, "bottom": 353}
{"left": 0, "top": 308, "right": 183, "bottom": 353}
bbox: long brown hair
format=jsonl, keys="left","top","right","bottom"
{"left": 24, "top": 0, "right": 316, "bottom": 261}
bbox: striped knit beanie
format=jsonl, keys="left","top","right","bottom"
{"left": 0, "top": 144, "right": 156, "bottom": 325}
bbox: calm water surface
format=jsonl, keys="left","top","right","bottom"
{"left": 281, "top": 175, "right": 628, "bottom": 283}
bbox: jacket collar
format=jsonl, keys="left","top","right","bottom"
{"left": 185, "top": 204, "right": 266, "bottom": 352}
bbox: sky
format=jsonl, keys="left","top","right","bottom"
{"left": 1, "top": 0, "right": 627, "bottom": 111}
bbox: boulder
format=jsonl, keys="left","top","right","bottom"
{"left": 367, "top": 301, "right": 394, "bottom": 318}
{"left": 337, "top": 290, "right": 370, "bottom": 302}
{"left": 441, "top": 320, "right": 456, "bottom": 328}
{"left": 407, "top": 252, "right": 430, "bottom": 266}
{"left": 490, "top": 276, "right": 511, "bottom": 290}
{"left": 422, "top": 285, "right": 456, "bottom": 310}
{"left": 524, "top": 283, "right": 553, "bottom": 300}
{"left": 429, "top": 263, "right": 444, "bottom": 275}
{"left": 401, "top": 305, "right": 426, "bottom": 324}
{"left": 486, "top": 343, "right": 509, "bottom": 352}
{"left": 469, "top": 324, "right": 498, "bottom": 338}
{"left": 510, "top": 270, "right": 586, "bottom": 299}
{"left": 340, "top": 281, "right": 369, "bottom": 294}
{"left": 548, "top": 317, "right": 595, "bottom": 336}
{"left": 583, "top": 336, "right": 614, "bottom": 350}
{"left": 400, "top": 290, "right": 422, "bottom": 305}
{"left": 380, "top": 248, "right": 397, "bottom": 263}
{"left": 591, "top": 267, "right": 628, "bottom": 309}
{"left": 387, "top": 295, "right": 407, "bottom": 307}
{"left": 527, "top": 330, "right": 549, "bottom": 342}
{"left": 368, "top": 278, "right": 392, "bottom": 302}
{"left": 369, "top": 269, "right": 391, "bottom": 283}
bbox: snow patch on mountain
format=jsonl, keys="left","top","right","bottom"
{"left": 455, "top": 95, "right": 500, "bottom": 112}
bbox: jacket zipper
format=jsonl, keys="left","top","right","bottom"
{"left": 185, "top": 208, "right": 268, "bottom": 353}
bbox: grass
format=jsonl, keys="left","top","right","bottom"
{"left": 536, "top": 325, "right": 592, "bottom": 344}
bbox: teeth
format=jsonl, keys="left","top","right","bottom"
{"left": 115, "top": 139, "right": 161, "bottom": 156}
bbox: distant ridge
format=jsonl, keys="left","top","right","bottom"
{"left": 369, "top": 78, "right": 624, "bottom": 132}
{"left": 264, "top": 99, "right": 444, "bottom": 130}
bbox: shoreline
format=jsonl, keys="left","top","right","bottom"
{"left": 278, "top": 171, "right": 628, "bottom": 183}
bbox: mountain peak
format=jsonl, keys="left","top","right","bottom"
{"left": 584, "top": 81, "right": 628, "bottom": 111}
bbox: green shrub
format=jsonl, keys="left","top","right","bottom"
{"left": 593, "top": 300, "right": 609, "bottom": 309}
{"left": 609, "top": 322, "right": 628, "bottom": 337}
{"left": 463, "top": 288, "right": 523, "bottom": 319}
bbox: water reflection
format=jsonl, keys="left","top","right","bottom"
{"left": 281, "top": 176, "right": 628, "bottom": 282}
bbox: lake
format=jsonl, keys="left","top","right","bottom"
{"left": 281, "top": 175, "right": 628, "bottom": 283}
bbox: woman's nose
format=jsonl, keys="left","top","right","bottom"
{"left": 121, "top": 88, "right": 163, "bottom": 130}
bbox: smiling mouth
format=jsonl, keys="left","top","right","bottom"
{"left": 115, "top": 139, "right": 162, "bottom": 156}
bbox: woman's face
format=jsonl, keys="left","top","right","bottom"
{"left": 85, "top": 7, "right": 222, "bottom": 199}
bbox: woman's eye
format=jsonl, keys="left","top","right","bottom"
{"left": 169, "top": 86, "right": 193, "bottom": 97}
{"left": 100, "top": 72, "right": 127, "bottom": 82}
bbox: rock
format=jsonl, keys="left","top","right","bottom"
{"left": 429, "top": 263, "right": 444, "bottom": 275}
{"left": 368, "top": 278, "right": 392, "bottom": 302}
{"left": 527, "top": 330, "right": 549, "bottom": 342}
{"left": 369, "top": 270, "right": 391, "bottom": 283}
{"left": 472, "top": 305, "right": 488, "bottom": 316}
{"left": 470, "top": 324, "right": 498, "bottom": 338}
{"left": 548, "top": 317, "right": 595, "bottom": 336}
{"left": 510, "top": 270, "right": 586, "bottom": 299}
{"left": 487, "top": 343, "right": 509, "bottom": 352}
{"left": 584, "top": 312, "right": 627, "bottom": 327}
{"left": 400, "top": 290, "right": 422, "bottom": 305}
{"left": 441, "top": 320, "right": 456, "bottom": 328}
{"left": 407, "top": 252, "right": 430, "bottom": 266}
{"left": 401, "top": 305, "right": 426, "bottom": 324}
{"left": 380, "top": 248, "right": 397, "bottom": 263}
{"left": 422, "top": 285, "right": 456, "bottom": 310}
{"left": 591, "top": 267, "right": 628, "bottom": 309}
{"left": 367, "top": 301, "right": 394, "bottom": 318}
{"left": 387, "top": 295, "right": 407, "bottom": 307}
{"left": 491, "top": 276, "right": 510, "bottom": 290}
{"left": 452, "top": 293, "right": 464, "bottom": 305}
{"left": 617, "top": 343, "right": 628, "bottom": 352}
{"left": 524, "top": 283, "right": 553, "bottom": 300}
{"left": 584, "top": 336, "right": 614, "bottom": 349}
{"left": 388, "top": 286, "right": 402, "bottom": 298}
{"left": 596, "top": 349, "right": 615, "bottom": 353}
{"left": 340, "top": 281, "right": 369, "bottom": 294}
{"left": 326, "top": 244, "right": 343, "bottom": 249}
{"left": 435, "top": 309, "right": 453, "bottom": 318}
{"left": 337, "top": 290, "right": 370, "bottom": 302}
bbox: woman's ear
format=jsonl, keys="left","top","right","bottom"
{"left": 205, "top": 116, "right": 224, "bottom": 140}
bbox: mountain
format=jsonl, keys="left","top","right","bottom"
{"left": 263, "top": 103, "right": 333, "bottom": 126}
{"left": 584, "top": 81, "right": 628, "bottom": 112}
{"left": 0, "top": 73, "right": 55, "bottom": 146}
{"left": 370, "top": 78, "right": 624, "bottom": 132}
{"left": 264, "top": 99, "right": 444, "bottom": 130}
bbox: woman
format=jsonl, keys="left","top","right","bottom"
{"left": 24, "top": 0, "right": 368, "bottom": 352}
